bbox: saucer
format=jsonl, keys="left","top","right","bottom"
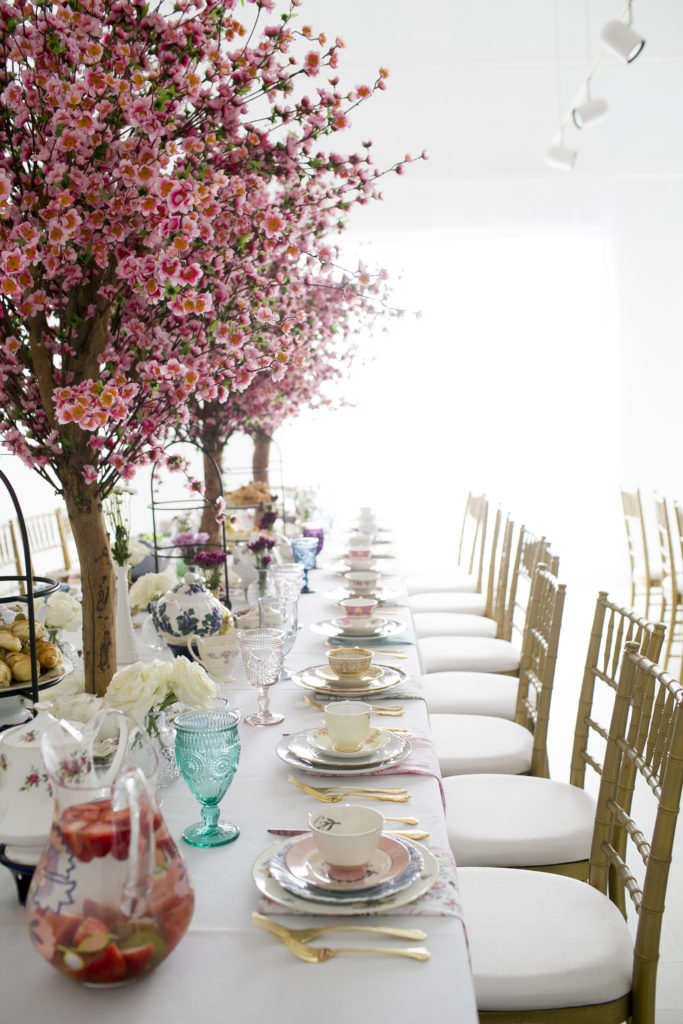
{"left": 333, "top": 616, "right": 387, "bottom": 636}
{"left": 306, "top": 727, "right": 391, "bottom": 759}
{"left": 281, "top": 834, "right": 414, "bottom": 893}
{"left": 280, "top": 730, "right": 410, "bottom": 773}
{"left": 311, "top": 618, "right": 407, "bottom": 642}
{"left": 294, "top": 663, "right": 405, "bottom": 697}
{"left": 315, "top": 665, "right": 384, "bottom": 685}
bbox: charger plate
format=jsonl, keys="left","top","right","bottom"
{"left": 277, "top": 732, "right": 411, "bottom": 774}
{"left": 269, "top": 834, "right": 423, "bottom": 903}
{"left": 286, "top": 728, "right": 405, "bottom": 769}
{"left": 293, "top": 663, "right": 405, "bottom": 697}
{"left": 311, "top": 617, "right": 407, "bottom": 641}
{"left": 252, "top": 837, "right": 438, "bottom": 915}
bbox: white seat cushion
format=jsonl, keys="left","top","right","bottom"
{"left": 458, "top": 868, "right": 633, "bottom": 1011}
{"left": 413, "top": 613, "right": 497, "bottom": 640}
{"left": 407, "top": 591, "right": 487, "bottom": 615}
{"left": 405, "top": 572, "right": 478, "bottom": 596}
{"left": 424, "top": 672, "right": 518, "bottom": 718}
{"left": 444, "top": 774, "right": 596, "bottom": 865}
{"left": 430, "top": 714, "right": 533, "bottom": 776}
{"left": 419, "top": 636, "right": 521, "bottom": 674}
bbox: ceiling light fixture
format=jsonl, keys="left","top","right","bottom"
{"left": 572, "top": 84, "right": 610, "bottom": 129}
{"left": 601, "top": 2, "right": 645, "bottom": 63}
{"left": 545, "top": 131, "right": 577, "bottom": 172}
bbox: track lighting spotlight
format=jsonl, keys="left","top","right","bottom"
{"left": 545, "top": 139, "right": 577, "bottom": 172}
{"left": 572, "top": 95, "right": 609, "bottom": 129}
{"left": 601, "top": 3, "right": 645, "bottom": 63}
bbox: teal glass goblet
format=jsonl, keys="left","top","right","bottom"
{"left": 174, "top": 708, "right": 241, "bottom": 847}
{"left": 291, "top": 536, "right": 318, "bottom": 593}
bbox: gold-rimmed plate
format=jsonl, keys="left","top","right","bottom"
{"left": 293, "top": 663, "right": 406, "bottom": 697}
{"left": 314, "top": 664, "right": 384, "bottom": 685}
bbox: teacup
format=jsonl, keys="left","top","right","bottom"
{"left": 348, "top": 548, "right": 374, "bottom": 571}
{"left": 187, "top": 633, "right": 241, "bottom": 684}
{"left": 327, "top": 647, "right": 373, "bottom": 678}
{"left": 344, "top": 570, "right": 381, "bottom": 594}
{"left": 338, "top": 596, "right": 378, "bottom": 619}
{"left": 324, "top": 700, "right": 372, "bottom": 752}
{"left": 309, "top": 804, "right": 384, "bottom": 881}
{"left": 349, "top": 531, "right": 375, "bottom": 548}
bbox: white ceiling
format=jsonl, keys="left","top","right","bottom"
{"left": 303, "top": 0, "right": 683, "bottom": 185}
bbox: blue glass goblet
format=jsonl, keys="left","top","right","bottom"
{"left": 291, "top": 536, "right": 319, "bottom": 594}
{"left": 174, "top": 708, "right": 241, "bottom": 847}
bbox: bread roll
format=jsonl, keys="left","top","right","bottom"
{"left": 10, "top": 618, "right": 45, "bottom": 641}
{"left": 6, "top": 651, "right": 33, "bottom": 681}
{"left": 36, "top": 640, "right": 61, "bottom": 669}
{"left": 0, "top": 661, "right": 12, "bottom": 687}
{"left": 0, "top": 630, "right": 22, "bottom": 652}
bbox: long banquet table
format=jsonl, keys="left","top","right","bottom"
{"left": 0, "top": 549, "right": 477, "bottom": 1024}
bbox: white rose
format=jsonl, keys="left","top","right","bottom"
{"left": 50, "top": 691, "right": 104, "bottom": 724}
{"left": 126, "top": 538, "right": 150, "bottom": 568}
{"left": 43, "top": 591, "right": 82, "bottom": 632}
{"left": 128, "top": 570, "right": 176, "bottom": 613}
{"left": 104, "top": 659, "right": 174, "bottom": 724}
{"left": 171, "top": 656, "right": 217, "bottom": 708}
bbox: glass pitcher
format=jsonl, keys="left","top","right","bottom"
{"left": 25, "top": 708, "right": 195, "bottom": 987}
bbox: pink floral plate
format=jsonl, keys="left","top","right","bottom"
{"left": 283, "top": 834, "right": 412, "bottom": 892}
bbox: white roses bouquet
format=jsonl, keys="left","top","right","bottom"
{"left": 103, "top": 655, "right": 217, "bottom": 725}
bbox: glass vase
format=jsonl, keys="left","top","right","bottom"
{"left": 145, "top": 708, "right": 180, "bottom": 788}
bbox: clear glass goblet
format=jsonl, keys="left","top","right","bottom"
{"left": 237, "top": 627, "right": 286, "bottom": 726}
{"left": 258, "top": 596, "right": 298, "bottom": 679}
{"left": 174, "top": 707, "right": 241, "bottom": 847}
{"left": 291, "top": 536, "right": 319, "bottom": 594}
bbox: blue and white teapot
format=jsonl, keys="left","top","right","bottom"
{"left": 152, "top": 572, "right": 225, "bottom": 653}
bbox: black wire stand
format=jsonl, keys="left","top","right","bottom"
{"left": 149, "top": 440, "right": 231, "bottom": 609}
{"left": 0, "top": 470, "right": 59, "bottom": 713}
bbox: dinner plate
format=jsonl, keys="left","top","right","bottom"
{"left": 0, "top": 657, "right": 73, "bottom": 698}
{"left": 310, "top": 618, "right": 407, "bottom": 642}
{"left": 268, "top": 835, "right": 423, "bottom": 904}
{"left": 305, "top": 726, "right": 392, "bottom": 759}
{"left": 277, "top": 732, "right": 411, "bottom": 774}
{"left": 315, "top": 664, "right": 385, "bottom": 685}
{"left": 252, "top": 837, "right": 438, "bottom": 915}
{"left": 293, "top": 663, "right": 406, "bottom": 697}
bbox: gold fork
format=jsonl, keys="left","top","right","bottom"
{"left": 302, "top": 695, "right": 404, "bottom": 717}
{"left": 288, "top": 775, "right": 406, "bottom": 796}
{"left": 281, "top": 935, "right": 430, "bottom": 963}
{"left": 252, "top": 913, "right": 426, "bottom": 944}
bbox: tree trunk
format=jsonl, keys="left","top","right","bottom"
{"left": 62, "top": 482, "right": 116, "bottom": 696}
{"left": 198, "top": 447, "right": 224, "bottom": 547}
{"left": 252, "top": 431, "right": 271, "bottom": 486}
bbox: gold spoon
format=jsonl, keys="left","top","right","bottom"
{"left": 281, "top": 935, "right": 430, "bottom": 963}
{"left": 252, "top": 913, "right": 426, "bottom": 944}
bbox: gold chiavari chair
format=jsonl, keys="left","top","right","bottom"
{"left": 457, "top": 642, "right": 683, "bottom": 1024}
{"left": 0, "top": 518, "right": 22, "bottom": 596}
{"left": 652, "top": 494, "right": 682, "bottom": 669}
{"left": 411, "top": 508, "right": 511, "bottom": 639}
{"left": 416, "top": 526, "right": 557, "bottom": 675}
{"left": 404, "top": 491, "right": 488, "bottom": 597}
{"left": 430, "top": 565, "right": 566, "bottom": 777}
{"left": 621, "top": 488, "right": 664, "bottom": 618}
{"left": 443, "top": 594, "right": 665, "bottom": 880}
{"left": 19, "top": 508, "right": 74, "bottom": 587}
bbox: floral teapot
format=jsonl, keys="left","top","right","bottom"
{"left": 25, "top": 708, "right": 194, "bottom": 986}
{"left": 152, "top": 571, "right": 225, "bottom": 651}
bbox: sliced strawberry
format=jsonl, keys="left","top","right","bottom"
{"left": 82, "top": 899, "right": 127, "bottom": 930}
{"left": 73, "top": 915, "right": 110, "bottom": 949}
{"left": 82, "top": 942, "right": 127, "bottom": 984}
{"left": 161, "top": 896, "right": 194, "bottom": 951}
{"left": 44, "top": 910, "right": 82, "bottom": 949}
{"left": 120, "top": 943, "right": 156, "bottom": 975}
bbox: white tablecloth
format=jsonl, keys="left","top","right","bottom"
{"left": 0, "top": 555, "right": 477, "bottom": 1024}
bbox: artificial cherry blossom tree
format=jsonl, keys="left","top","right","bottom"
{"left": 0, "top": 0, "right": 420, "bottom": 693}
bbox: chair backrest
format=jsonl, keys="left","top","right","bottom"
{"left": 568, "top": 594, "right": 666, "bottom": 791}
{"left": 0, "top": 518, "right": 22, "bottom": 596}
{"left": 488, "top": 513, "right": 514, "bottom": 634}
{"left": 512, "top": 564, "right": 567, "bottom": 778}
{"left": 456, "top": 492, "right": 488, "bottom": 592}
{"left": 22, "top": 508, "right": 72, "bottom": 582}
{"left": 589, "top": 643, "right": 683, "bottom": 1023}
{"left": 503, "top": 525, "right": 557, "bottom": 643}
{"left": 621, "top": 488, "right": 661, "bottom": 615}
